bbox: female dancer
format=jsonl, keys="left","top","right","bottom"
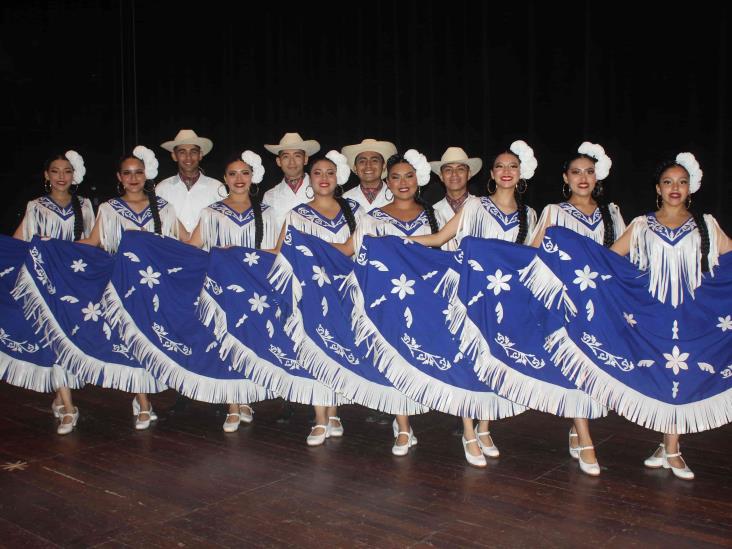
{"left": 275, "top": 151, "right": 364, "bottom": 446}
{"left": 12, "top": 150, "right": 95, "bottom": 434}
{"left": 335, "top": 149, "right": 452, "bottom": 456}
{"left": 529, "top": 142, "right": 624, "bottom": 475}
{"left": 606, "top": 154, "right": 731, "bottom": 479}
{"left": 408, "top": 140, "right": 538, "bottom": 466}
{"left": 80, "top": 146, "right": 181, "bottom": 429}
{"left": 188, "top": 151, "right": 277, "bottom": 432}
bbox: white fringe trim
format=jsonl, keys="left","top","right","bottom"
{"left": 103, "top": 283, "right": 269, "bottom": 405}
{"left": 12, "top": 266, "right": 165, "bottom": 393}
{"left": 546, "top": 327, "right": 732, "bottom": 434}
{"left": 456, "top": 197, "right": 537, "bottom": 245}
{"left": 0, "top": 349, "right": 84, "bottom": 393}
{"left": 519, "top": 255, "right": 577, "bottom": 316}
{"left": 344, "top": 272, "right": 525, "bottom": 420}
{"left": 197, "top": 289, "right": 229, "bottom": 342}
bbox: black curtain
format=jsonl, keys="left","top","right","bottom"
{"left": 2, "top": 0, "right": 730, "bottom": 234}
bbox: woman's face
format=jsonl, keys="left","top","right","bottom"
{"left": 117, "top": 157, "right": 146, "bottom": 193}
{"left": 563, "top": 157, "right": 597, "bottom": 198}
{"left": 387, "top": 161, "right": 418, "bottom": 200}
{"left": 224, "top": 160, "right": 253, "bottom": 196}
{"left": 490, "top": 153, "right": 520, "bottom": 191}
{"left": 656, "top": 165, "right": 690, "bottom": 209}
{"left": 45, "top": 159, "right": 74, "bottom": 193}
{"left": 309, "top": 159, "right": 338, "bottom": 197}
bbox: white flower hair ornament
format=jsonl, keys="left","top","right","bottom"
{"left": 132, "top": 145, "right": 159, "bottom": 180}
{"left": 509, "top": 140, "right": 538, "bottom": 180}
{"left": 64, "top": 150, "right": 86, "bottom": 184}
{"left": 577, "top": 141, "right": 612, "bottom": 180}
{"left": 403, "top": 149, "right": 432, "bottom": 186}
{"left": 675, "top": 152, "right": 703, "bottom": 193}
{"left": 325, "top": 150, "right": 351, "bottom": 186}
{"left": 241, "top": 150, "right": 265, "bottom": 184}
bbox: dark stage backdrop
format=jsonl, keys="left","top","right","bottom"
{"left": 2, "top": 1, "right": 730, "bottom": 235}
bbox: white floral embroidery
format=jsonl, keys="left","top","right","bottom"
{"left": 312, "top": 266, "right": 331, "bottom": 287}
{"left": 248, "top": 292, "right": 270, "bottom": 314}
{"left": 138, "top": 266, "right": 161, "bottom": 289}
{"left": 391, "top": 274, "right": 416, "bottom": 300}
{"left": 243, "top": 252, "right": 260, "bottom": 266}
{"left": 486, "top": 269, "right": 512, "bottom": 296}
{"left": 623, "top": 312, "right": 637, "bottom": 327}
{"left": 573, "top": 265, "right": 598, "bottom": 291}
{"left": 717, "top": 315, "right": 732, "bottom": 332}
{"left": 70, "top": 259, "right": 87, "bottom": 273}
{"left": 663, "top": 345, "right": 689, "bottom": 376}
{"left": 81, "top": 301, "right": 102, "bottom": 322}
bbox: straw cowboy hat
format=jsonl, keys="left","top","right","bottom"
{"left": 161, "top": 129, "right": 214, "bottom": 156}
{"left": 264, "top": 132, "right": 320, "bottom": 156}
{"left": 341, "top": 138, "right": 398, "bottom": 177}
{"left": 429, "top": 147, "right": 482, "bottom": 178}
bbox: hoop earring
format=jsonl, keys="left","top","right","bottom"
{"left": 487, "top": 179, "right": 496, "bottom": 195}
{"left": 416, "top": 187, "right": 422, "bottom": 200}
{"left": 592, "top": 181, "right": 604, "bottom": 199}
{"left": 656, "top": 195, "right": 663, "bottom": 210}
{"left": 117, "top": 182, "right": 125, "bottom": 196}
{"left": 335, "top": 185, "right": 343, "bottom": 198}
{"left": 685, "top": 196, "right": 692, "bottom": 209}
{"left": 218, "top": 184, "right": 230, "bottom": 199}
{"left": 249, "top": 183, "right": 260, "bottom": 198}
{"left": 562, "top": 183, "right": 571, "bottom": 199}
{"left": 516, "top": 179, "right": 527, "bottom": 195}
{"left": 384, "top": 188, "right": 394, "bottom": 201}
{"left": 44, "top": 180, "right": 51, "bottom": 193}
{"left": 305, "top": 184, "right": 314, "bottom": 200}
{"left": 70, "top": 183, "right": 78, "bottom": 194}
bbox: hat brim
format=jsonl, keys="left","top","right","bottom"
{"left": 161, "top": 137, "right": 213, "bottom": 156}
{"left": 264, "top": 140, "right": 321, "bottom": 157}
{"left": 429, "top": 158, "right": 482, "bottom": 178}
{"left": 341, "top": 141, "right": 398, "bottom": 178}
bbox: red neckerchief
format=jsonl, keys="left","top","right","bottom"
{"left": 285, "top": 175, "right": 305, "bottom": 194}
{"left": 361, "top": 181, "right": 383, "bottom": 204}
{"left": 446, "top": 191, "right": 470, "bottom": 213}
{"left": 179, "top": 171, "right": 201, "bottom": 190}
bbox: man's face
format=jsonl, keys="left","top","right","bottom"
{"left": 172, "top": 144, "right": 202, "bottom": 174}
{"left": 276, "top": 149, "right": 307, "bottom": 179}
{"left": 440, "top": 162, "right": 469, "bottom": 193}
{"left": 354, "top": 151, "right": 385, "bottom": 185}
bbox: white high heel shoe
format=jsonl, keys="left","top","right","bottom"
{"left": 238, "top": 404, "right": 254, "bottom": 424}
{"left": 577, "top": 445, "right": 601, "bottom": 476}
{"left": 392, "top": 430, "right": 415, "bottom": 456}
{"left": 568, "top": 428, "right": 580, "bottom": 460}
{"left": 51, "top": 400, "right": 65, "bottom": 419}
{"left": 476, "top": 430, "right": 499, "bottom": 458}
{"left": 327, "top": 416, "right": 344, "bottom": 437}
{"left": 306, "top": 424, "right": 329, "bottom": 446}
{"left": 57, "top": 407, "right": 79, "bottom": 435}
{"left": 663, "top": 447, "right": 694, "bottom": 480}
{"left": 462, "top": 437, "right": 487, "bottom": 468}
{"left": 644, "top": 443, "right": 665, "bottom": 468}
{"left": 392, "top": 419, "right": 418, "bottom": 446}
{"left": 223, "top": 412, "right": 241, "bottom": 433}
{"left": 132, "top": 397, "right": 157, "bottom": 431}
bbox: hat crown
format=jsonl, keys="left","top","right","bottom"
{"left": 173, "top": 129, "right": 200, "bottom": 141}
{"left": 441, "top": 147, "right": 470, "bottom": 162}
{"left": 279, "top": 132, "right": 305, "bottom": 146}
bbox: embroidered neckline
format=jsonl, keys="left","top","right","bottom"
{"left": 108, "top": 197, "right": 166, "bottom": 227}
{"left": 370, "top": 208, "right": 429, "bottom": 234}
{"left": 646, "top": 214, "right": 696, "bottom": 244}
{"left": 210, "top": 201, "right": 256, "bottom": 225}
{"left": 480, "top": 197, "right": 519, "bottom": 229}
{"left": 559, "top": 202, "right": 602, "bottom": 229}
{"left": 37, "top": 196, "right": 76, "bottom": 219}
{"left": 294, "top": 199, "right": 358, "bottom": 233}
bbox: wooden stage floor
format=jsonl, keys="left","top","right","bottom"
{"left": 0, "top": 384, "right": 730, "bottom": 548}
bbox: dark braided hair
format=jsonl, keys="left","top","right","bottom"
{"left": 654, "top": 160, "right": 710, "bottom": 272}
{"left": 308, "top": 156, "right": 359, "bottom": 236}
{"left": 490, "top": 151, "right": 532, "bottom": 244}
{"left": 563, "top": 153, "right": 616, "bottom": 247}
{"left": 44, "top": 154, "right": 85, "bottom": 240}
{"left": 386, "top": 153, "right": 439, "bottom": 234}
